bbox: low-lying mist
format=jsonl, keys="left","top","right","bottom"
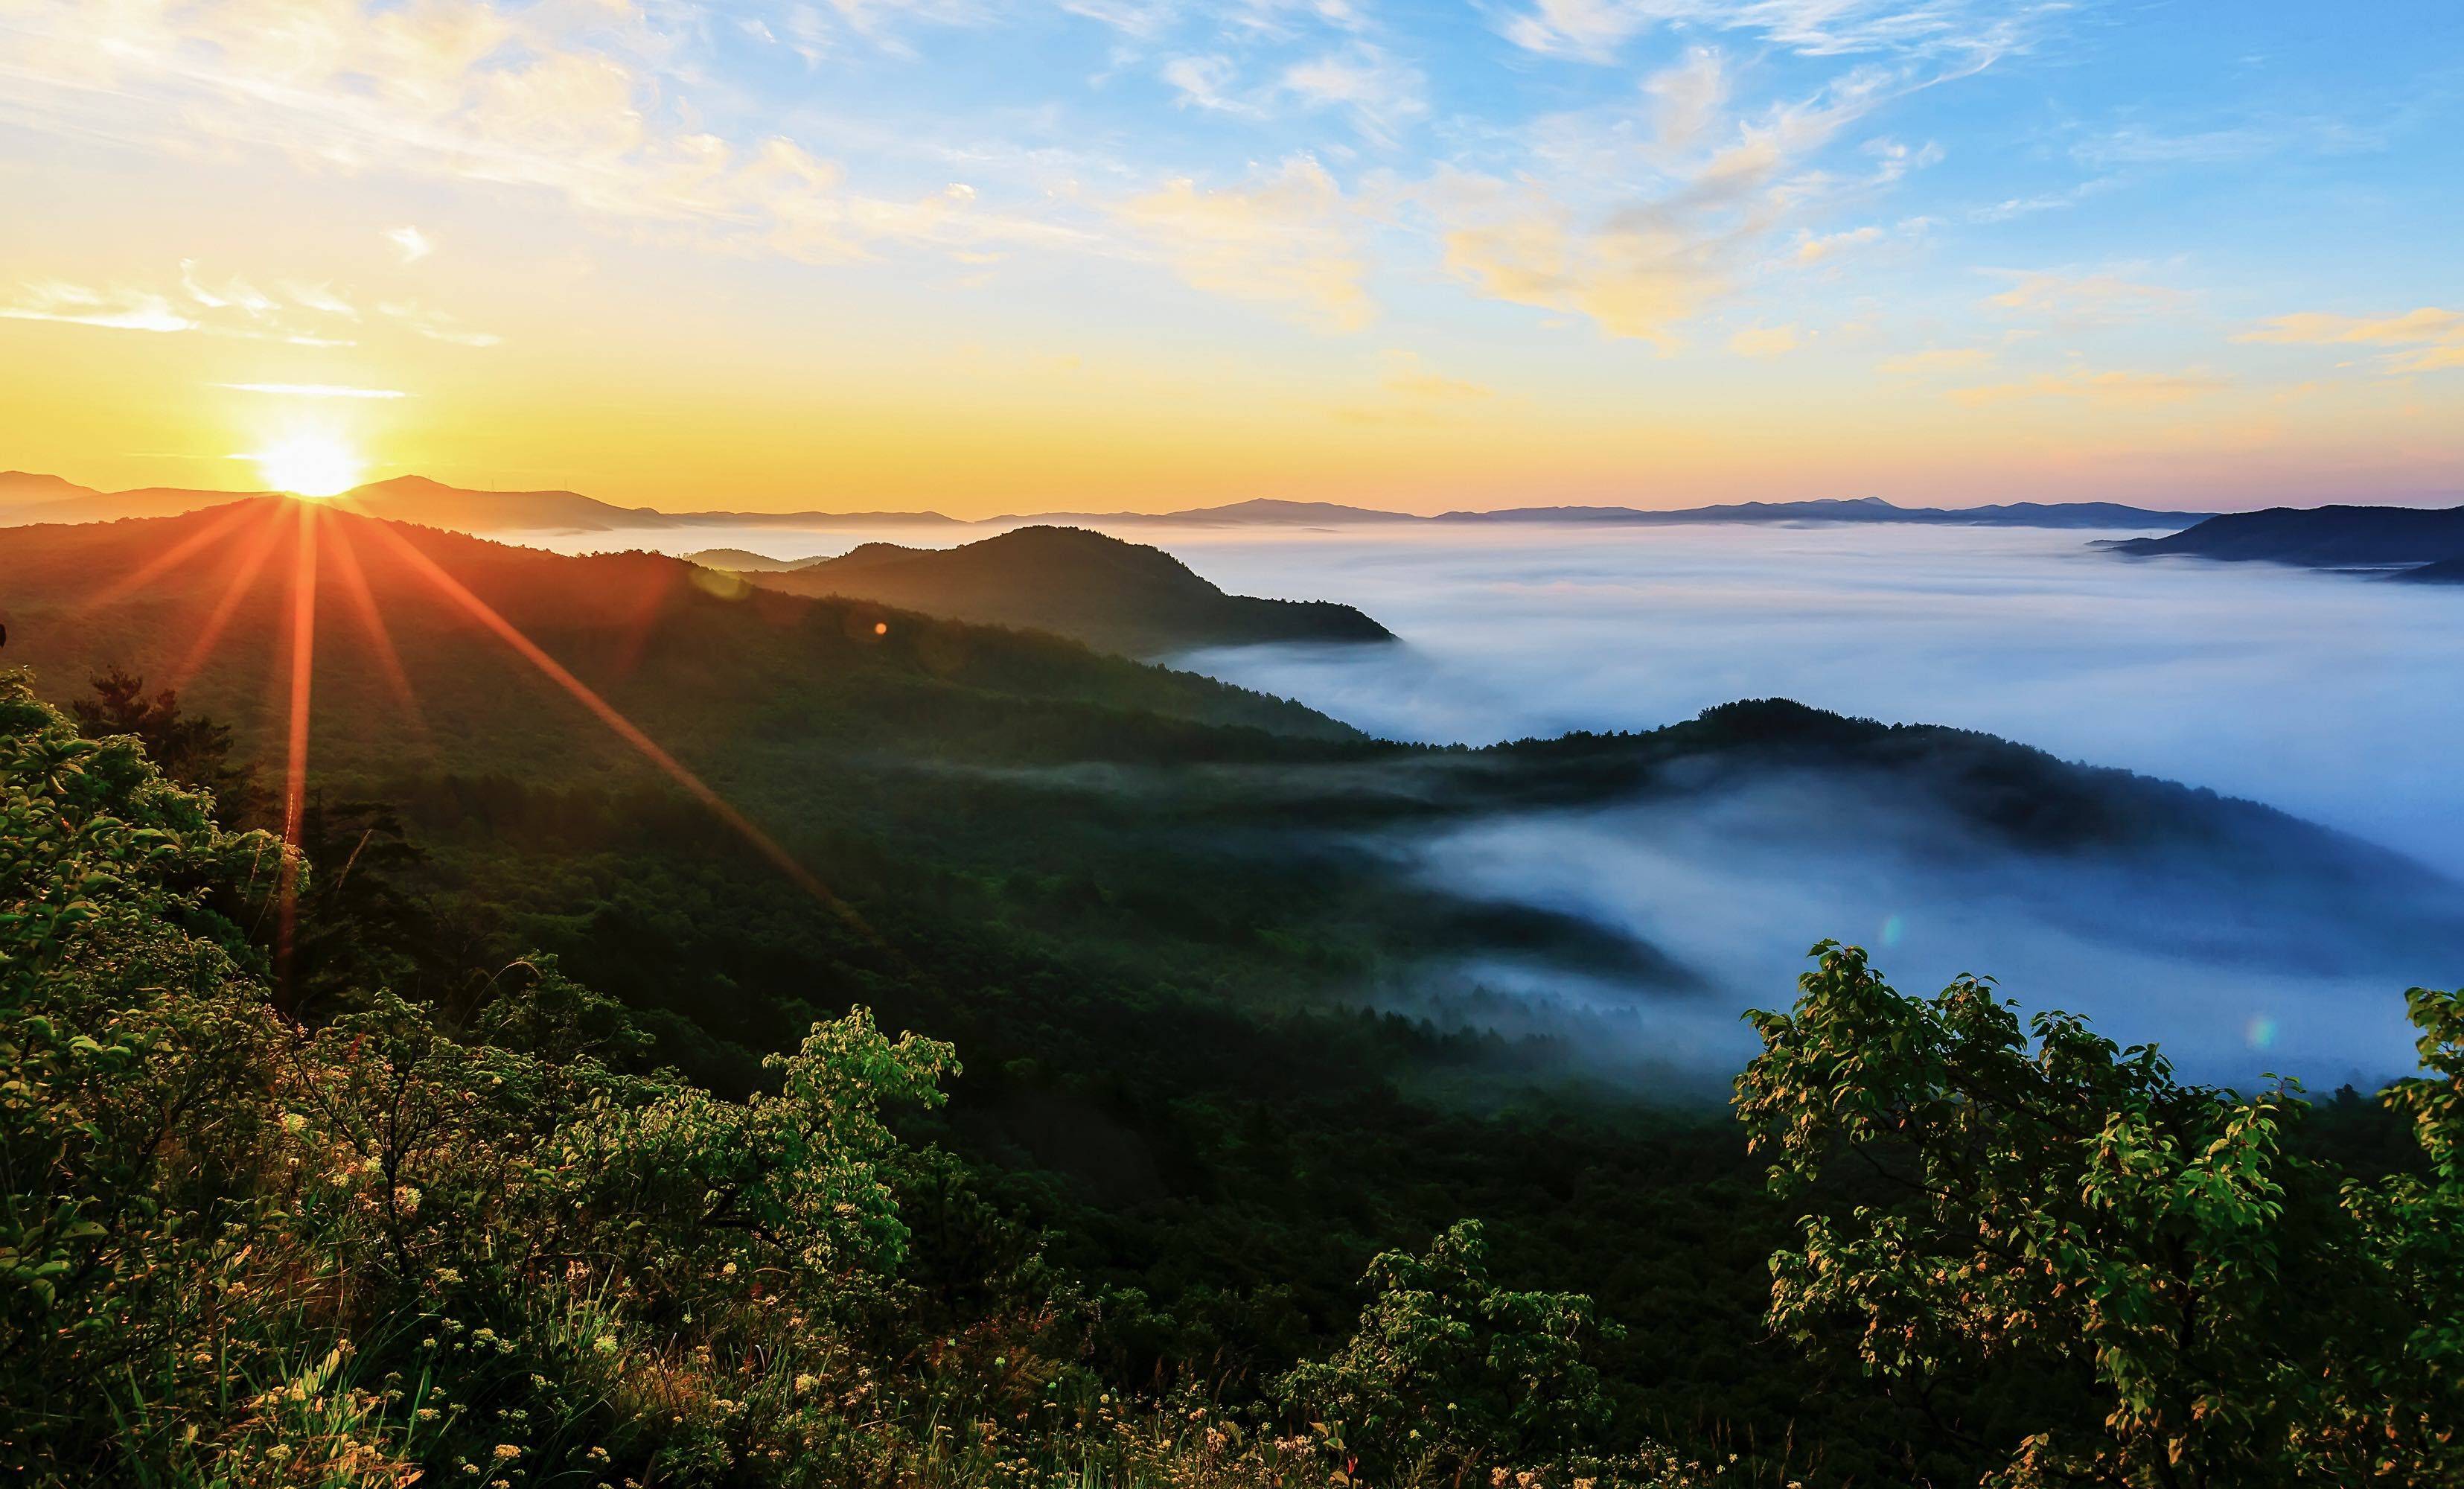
{"left": 1382, "top": 770, "right": 2439, "bottom": 1093}
{"left": 556, "top": 518, "right": 2464, "bottom": 1089}
{"left": 1165, "top": 524, "right": 2464, "bottom": 881}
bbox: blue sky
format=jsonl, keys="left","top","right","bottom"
{"left": 1, "top": 0, "right": 2458, "bottom": 511}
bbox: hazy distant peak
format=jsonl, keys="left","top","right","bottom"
{"left": 1167, "top": 498, "right": 1421, "bottom": 524}
{"left": 351, "top": 473, "right": 593, "bottom": 502}
{"left": 2104, "top": 503, "right": 2464, "bottom": 571}
{"left": 0, "top": 471, "right": 100, "bottom": 505}
{"left": 685, "top": 547, "right": 808, "bottom": 572}
{"left": 351, "top": 473, "right": 459, "bottom": 494}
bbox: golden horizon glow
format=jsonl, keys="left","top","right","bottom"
{"left": 253, "top": 433, "right": 364, "bottom": 499}
{"left": 1, "top": 1, "right": 2458, "bottom": 514}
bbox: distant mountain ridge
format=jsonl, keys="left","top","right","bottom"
{"left": 2102, "top": 504, "right": 2464, "bottom": 573}
{"left": 0, "top": 473, "right": 965, "bottom": 533}
{"left": 722, "top": 525, "right": 1395, "bottom": 657}
{"left": 986, "top": 497, "right": 1425, "bottom": 528}
{"left": 684, "top": 548, "right": 825, "bottom": 573}
{"left": 0, "top": 471, "right": 96, "bottom": 506}
{"left": 3, "top": 470, "right": 2222, "bottom": 535}
{"left": 1434, "top": 497, "right": 2212, "bottom": 529}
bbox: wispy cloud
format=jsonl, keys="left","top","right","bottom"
{"left": 2070, "top": 116, "right": 2387, "bottom": 169}
{"left": 1728, "top": 323, "right": 1803, "bottom": 357}
{"left": 2238, "top": 308, "right": 2464, "bottom": 374}
{"left": 1280, "top": 43, "right": 1429, "bottom": 146}
{"left": 1423, "top": 58, "right": 1932, "bottom": 345}
{"left": 1378, "top": 350, "right": 1493, "bottom": 401}
{"left": 1, "top": 282, "right": 197, "bottom": 334}
{"left": 284, "top": 282, "right": 360, "bottom": 321}
{"left": 1114, "top": 156, "right": 1371, "bottom": 331}
{"left": 1948, "top": 367, "right": 2230, "bottom": 406}
{"left": 1876, "top": 345, "right": 1992, "bottom": 375}
{"left": 378, "top": 301, "right": 504, "bottom": 348}
{"left": 1967, "top": 177, "right": 2113, "bottom": 222}
{"left": 217, "top": 383, "right": 410, "bottom": 399}
{"left": 3, "top": 265, "right": 371, "bottom": 345}
{"left": 1794, "top": 225, "right": 1884, "bottom": 264}
{"left": 386, "top": 226, "right": 435, "bottom": 264}
{"left": 1159, "top": 42, "right": 1428, "bottom": 144}
{"left": 1644, "top": 47, "right": 1731, "bottom": 154}
{"left": 1496, "top": 0, "right": 2065, "bottom": 65}
{"left": 0, "top": 0, "right": 1079, "bottom": 273}
{"left": 1984, "top": 270, "right": 2192, "bottom": 321}
{"left": 1161, "top": 54, "right": 1264, "bottom": 116}
{"left": 1335, "top": 349, "right": 1496, "bottom": 423}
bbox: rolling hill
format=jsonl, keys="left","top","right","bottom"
{"left": 2103, "top": 503, "right": 2464, "bottom": 569}
{"left": 685, "top": 547, "right": 824, "bottom": 572}
{"left": 0, "top": 470, "right": 97, "bottom": 506}
{"left": 5, "top": 499, "right": 2448, "bottom": 997}
{"left": 0, "top": 500, "right": 1362, "bottom": 782}
{"left": 725, "top": 524, "right": 1396, "bottom": 657}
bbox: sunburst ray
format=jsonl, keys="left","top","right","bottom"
{"left": 356, "top": 518, "right": 869, "bottom": 934}
{"left": 170, "top": 500, "right": 293, "bottom": 692}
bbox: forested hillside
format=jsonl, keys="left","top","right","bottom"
{"left": 8, "top": 671, "right": 2461, "bottom": 1488}
{"left": 7, "top": 500, "right": 2464, "bottom": 1485}
{"left": 730, "top": 524, "right": 1395, "bottom": 657}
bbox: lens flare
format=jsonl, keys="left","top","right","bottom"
{"left": 112, "top": 494, "right": 876, "bottom": 1001}
{"left": 254, "top": 433, "right": 363, "bottom": 497}
{"left": 275, "top": 500, "right": 319, "bottom": 999}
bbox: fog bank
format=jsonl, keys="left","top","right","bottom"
{"left": 554, "top": 518, "right": 2464, "bottom": 1086}
{"left": 1163, "top": 523, "right": 2464, "bottom": 881}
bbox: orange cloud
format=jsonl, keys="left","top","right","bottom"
{"left": 1985, "top": 271, "right": 2189, "bottom": 319}
{"left": 1729, "top": 324, "right": 1803, "bottom": 357}
{"left": 1115, "top": 156, "right": 1373, "bottom": 332}
{"left": 1795, "top": 226, "right": 1883, "bottom": 264}
{"left": 1877, "top": 346, "right": 1992, "bottom": 376}
{"left": 2237, "top": 307, "right": 2464, "bottom": 373}
{"left": 1949, "top": 368, "right": 2229, "bottom": 407}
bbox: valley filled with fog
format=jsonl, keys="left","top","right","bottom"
{"left": 1164, "top": 525, "right": 2464, "bottom": 875}
{"left": 558, "top": 519, "right": 2464, "bottom": 1088}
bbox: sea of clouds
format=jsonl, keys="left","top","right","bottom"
{"left": 555, "top": 519, "right": 2464, "bottom": 1088}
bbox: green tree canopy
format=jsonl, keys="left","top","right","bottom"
{"left": 1735, "top": 940, "right": 2464, "bottom": 1488}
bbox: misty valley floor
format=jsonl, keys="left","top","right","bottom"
{"left": 541, "top": 517, "right": 2464, "bottom": 1088}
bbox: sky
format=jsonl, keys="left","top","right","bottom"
{"left": 1, "top": 0, "right": 2459, "bottom": 516}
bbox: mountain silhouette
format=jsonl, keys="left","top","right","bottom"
{"left": 2103, "top": 503, "right": 2464, "bottom": 569}
{"left": 0, "top": 499, "right": 1359, "bottom": 785}
{"left": 3, "top": 470, "right": 2218, "bottom": 536}
{"left": 727, "top": 525, "right": 1394, "bottom": 657}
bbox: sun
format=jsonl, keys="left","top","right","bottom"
{"left": 255, "top": 433, "right": 364, "bottom": 497}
